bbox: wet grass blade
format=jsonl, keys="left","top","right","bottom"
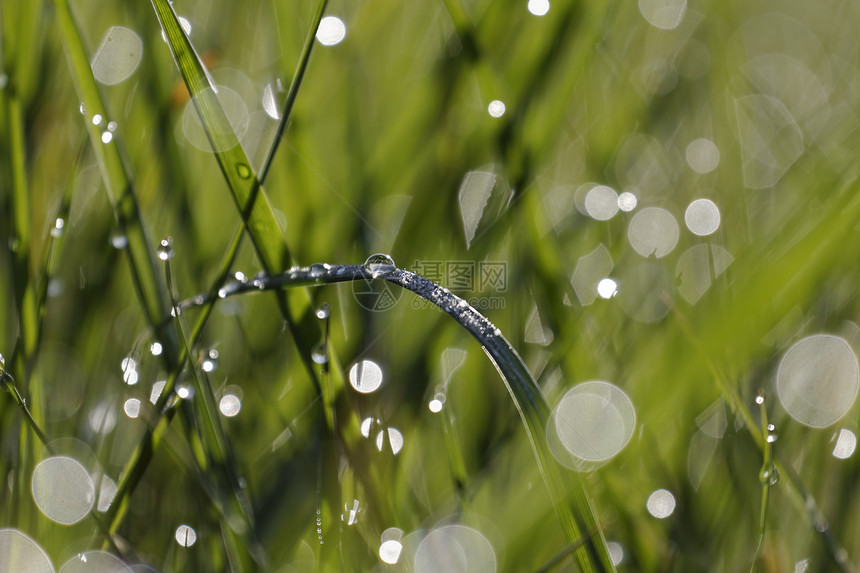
{"left": 180, "top": 263, "right": 617, "bottom": 572}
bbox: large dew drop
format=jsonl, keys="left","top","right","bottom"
{"left": 364, "top": 254, "right": 396, "bottom": 278}
{"left": 776, "top": 334, "right": 859, "bottom": 427}
{"left": 91, "top": 27, "right": 143, "bottom": 85}
{"left": 32, "top": 456, "right": 95, "bottom": 525}
{"left": 0, "top": 529, "right": 54, "bottom": 573}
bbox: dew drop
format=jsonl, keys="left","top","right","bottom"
{"left": 50, "top": 218, "right": 65, "bottom": 238}
{"left": 759, "top": 464, "right": 780, "bottom": 486}
{"left": 236, "top": 163, "right": 251, "bottom": 179}
{"left": 202, "top": 349, "right": 219, "bottom": 372}
{"left": 308, "top": 263, "right": 328, "bottom": 280}
{"left": 364, "top": 253, "right": 396, "bottom": 278}
{"left": 109, "top": 229, "right": 128, "bottom": 249}
{"left": 311, "top": 343, "right": 328, "bottom": 365}
{"left": 315, "top": 303, "right": 330, "bottom": 320}
{"left": 157, "top": 237, "right": 174, "bottom": 260}
{"left": 766, "top": 424, "right": 779, "bottom": 443}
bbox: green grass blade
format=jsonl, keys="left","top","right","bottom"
{"left": 181, "top": 263, "right": 617, "bottom": 572}
{"left": 150, "top": 0, "right": 290, "bottom": 274}
{"left": 51, "top": 0, "right": 178, "bottom": 367}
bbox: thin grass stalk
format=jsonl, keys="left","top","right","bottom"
{"left": 105, "top": 0, "right": 331, "bottom": 541}
{"left": 51, "top": 0, "right": 178, "bottom": 368}
{"left": 150, "top": 0, "right": 330, "bottom": 411}
{"left": 162, "top": 244, "right": 266, "bottom": 570}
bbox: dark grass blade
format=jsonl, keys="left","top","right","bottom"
{"left": 180, "top": 263, "right": 617, "bottom": 572}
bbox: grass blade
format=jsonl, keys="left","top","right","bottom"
{"left": 181, "top": 262, "right": 617, "bottom": 572}
{"left": 52, "top": 0, "right": 178, "bottom": 367}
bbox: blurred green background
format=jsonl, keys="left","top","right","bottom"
{"left": 2, "top": 0, "right": 860, "bottom": 570}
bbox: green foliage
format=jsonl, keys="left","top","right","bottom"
{"left": 2, "top": 0, "right": 860, "bottom": 571}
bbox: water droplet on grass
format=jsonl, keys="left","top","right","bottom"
{"left": 202, "top": 349, "right": 219, "bottom": 372}
{"left": 766, "top": 424, "right": 779, "bottom": 443}
{"left": 311, "top": 343, "right": 328, "bottom": 366}
{"left": 32, "top": 456, "right": 95, "bottom": 524}
{"left": 109, "top": 230, "right": 128, "bottom": 249}
{"left": 51, "top": 218, "right": 65, "bottom": 238}
{"left": 123, "top": 399, "right": 141, "bottom": 418}
{"left": 364, "top": 254, "right": 396, "bottom": 278}
{"left": 315, "top": 303, "right": 330, "bottom": 320}
{"left": 157, "top": 237, "right": 174, "bottom": 260}
{"left": 759, "top": 464, "right": 780, "bottom": 486}
{"left": 236, "top": 163, "right": 251, "bottom": 179}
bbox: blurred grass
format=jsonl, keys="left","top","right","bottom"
{"left": 2, "top": 0, "right": 860, "bottom": 571}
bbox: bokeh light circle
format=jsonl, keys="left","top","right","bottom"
{"left": 0, "top": 529, "right": 54, "bottom": 573}
{"left": 414, "top": 525, "right": 496, "bottom": 573}
{"left": 32, "top": 456, "right": 95, "bottom": 525}
{"left": 628, "top": 207, "right": 679, "bottom": 258}
{"left": 552, "top": 381, "right": 636, "bottom": 463}
{"left": 584, "top": 185, "right": 619, "bottom": 221}
{"left": 349, "top": 360, "right": 384, "bottom": 393}
{"left": 646, "top": 489, "right": 676, "bottom": 518}
{"left": 685, "top": 139, "right": 720, "bottom": 174}
{"left": 684, "top": 199, "right": 721, "bottom": 236}
{"left": 776, "top": 334, "right": 859, "bottom": 427}
{"left": 316, "top": 16, "right": 346, "bottom": 46}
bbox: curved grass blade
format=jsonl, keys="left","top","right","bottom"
{"left": 180, "top": 263, "right": 617, "bottom": 572}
